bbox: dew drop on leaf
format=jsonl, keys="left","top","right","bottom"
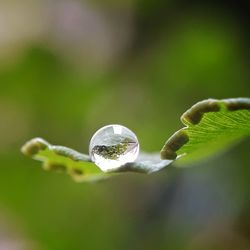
{"left": 89, "top": 125, "right": 139, "bottom": 171}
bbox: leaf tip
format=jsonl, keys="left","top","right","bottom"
{"left": 160, "top": 129, "right": 189, "bottom": 160}
{"left": 181, "top": 98, "right": 220, "bottom": 125}
{"left": 21, "top": 137, "right": 49, "bottom": 157}
{"left": 224, "top": 98, "right": 250, "bottom": 111}
{"left": 43, "top": 162, "right": 67, "bottom": 172}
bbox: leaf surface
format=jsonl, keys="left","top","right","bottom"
{"left": 21, "top": 98, "right": 250, "bottom": 181}
{"left": 161, "top": 98, "right": 250, "bottom": 165}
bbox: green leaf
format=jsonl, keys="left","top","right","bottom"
{"left": 21, "top": 138, "right": 171, "bottom": 182}
{"left": 161, "top": 98, "right": 250, "bottom": 165}
{"left": 21, "top": 97, "right": 250, "bottom": 182}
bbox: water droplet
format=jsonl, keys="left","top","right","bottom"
{"left": 89, "top": 124, "right": 139, "bottom": 171}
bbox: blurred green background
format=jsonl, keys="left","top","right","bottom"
{"left": 0, "top": 0, "right": 250, "bottom": 249}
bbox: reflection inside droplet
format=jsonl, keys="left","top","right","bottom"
{"left": 89, "top": 124, "right": 139, "bottom": 171}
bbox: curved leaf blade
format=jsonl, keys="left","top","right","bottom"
{"left": 21, "top": 98, "right": 250, "bottom": 181}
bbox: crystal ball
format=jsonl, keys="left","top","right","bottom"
{"left": 89, "top": 124, "right": 139, "bottom": 172}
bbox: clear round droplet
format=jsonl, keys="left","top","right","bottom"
{"left": 89, "top": 124, "right": 139, "bottom": 172}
